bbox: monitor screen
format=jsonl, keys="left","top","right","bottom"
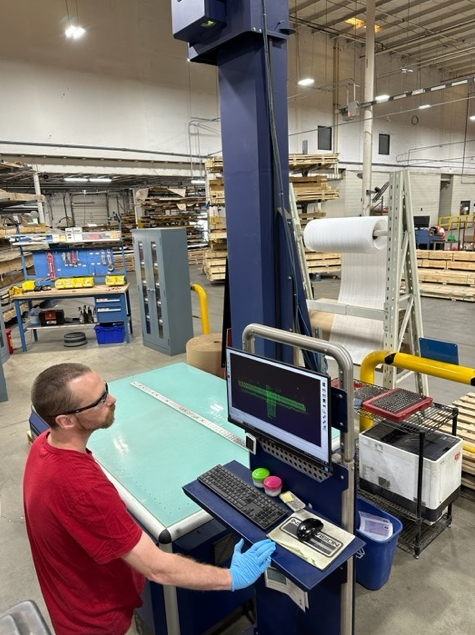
{"left": 414, "top": 215, "right": 430, "bottom": 228}
{"left": 226, "top": 348, "right": 331, "bottom": 468}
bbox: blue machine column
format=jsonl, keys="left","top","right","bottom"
{"left": 172, "top": 0, "right": 313, "bottom": 361}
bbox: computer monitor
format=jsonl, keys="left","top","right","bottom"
{"left": 413, "top": 215, "right": 430, "bottom": 228}
{"left": 226, "top": 347, "right": 332, "bottom": 469}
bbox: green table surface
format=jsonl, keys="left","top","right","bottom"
{"left": 88, "top": 363, "right": 248, "bottom": 528}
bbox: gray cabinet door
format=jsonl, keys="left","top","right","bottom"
{"left": 132, "top": 228, "right": 193, "bottom": 355}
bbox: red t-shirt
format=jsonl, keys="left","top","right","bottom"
{"left": 23, "top": 431, "right": 146, "bottom": 635}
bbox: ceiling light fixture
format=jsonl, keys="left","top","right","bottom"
{"left": 89, "top": 177, "right": 112, "bottom": 183}
{"left": 419, "top": 104, "right": 431, "bottom": 109}
{"left": 346, "top": 17, "right": 381, "bottom": 32}
{"left": 64, "top": 0, "right": 85, "bottom": 39}
{"left": 339, "top": 75, "right": 475, "bottom": 114}
{"left": 65, "top": 25, "right": 85, "bottom": 39}
{"left": 191, "top": 179, "right": 206, "bottom": 185}
{"left": 64, "top": 177, "right": 88, "bottom": 182}
{"left": 469, "top": 115, "right": 475, "bottom": 121}
{"left": 298, "top": 78, "right": 315, "bottom": 87}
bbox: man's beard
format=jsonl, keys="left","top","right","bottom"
{"left": 101, "top": 406, "right": 116, "bottom": 429}
{"left": 77, "top": 406, "right": 116, "bottom": 432}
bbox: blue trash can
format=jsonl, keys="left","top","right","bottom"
{"left": 355, "top": 497, "right": 403, "bottom": 590}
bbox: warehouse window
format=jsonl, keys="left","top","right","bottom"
{"left": 318, "top": 126, "right": 332, "bottom": 151}
{"left": 379, "top": 133, "right": 390, "bottom": 155}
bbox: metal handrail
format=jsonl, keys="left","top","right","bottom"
{"left": 360, "top": 350, "right": 475, "bottom": 454}
{"left": 190, "top": 283, "right": 210, "bottom": 335}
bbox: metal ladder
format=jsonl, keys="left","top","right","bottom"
{"left": 383, "top": 170, "right": 428, "bottom": 393}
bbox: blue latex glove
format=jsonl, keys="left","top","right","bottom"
{"left": 229, "top": 538, "right": 276, "bottom": 591}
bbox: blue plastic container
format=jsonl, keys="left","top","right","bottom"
{"left": 355, "top": 497, "right": 403, "bottom": 590}
{"left": 94, "top": 324, "right": 125, "bottom": 345}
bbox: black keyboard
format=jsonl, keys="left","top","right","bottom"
{"left": 197, "top": 464, "right": 288, "bottom": 531}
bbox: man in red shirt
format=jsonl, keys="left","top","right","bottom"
{"left": 23, "top": 363, "right": 276, "bottom": 635}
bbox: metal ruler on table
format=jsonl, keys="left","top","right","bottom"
{"left": 131, "top": 381, "right": 246, "bottom": 449}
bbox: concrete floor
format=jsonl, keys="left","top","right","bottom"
{"left": 0, "top": 264, "right": 474, "bottom": 634}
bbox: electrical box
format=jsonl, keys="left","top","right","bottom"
{"left": 359, "top": 421, "right": 463, "bottom": 522}
{"left": 171, "top": 0, "right": 226, "bottom": 44}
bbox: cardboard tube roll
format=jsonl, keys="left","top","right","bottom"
{"left": 186, "top": 333, "right": 223, "bottom": 377}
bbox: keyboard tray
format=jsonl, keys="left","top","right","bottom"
{"left": 197, "top": 464, "right": 288, "bottom": 531}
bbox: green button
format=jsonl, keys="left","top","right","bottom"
{"left": 252, "top": 468, "right": 270, "bottom": 482}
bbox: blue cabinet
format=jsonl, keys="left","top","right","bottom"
{"left": 94, "top": 294, "right": 126, "bottom": 324}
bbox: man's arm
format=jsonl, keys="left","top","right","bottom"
{"left": 122, "top": 531, "right": 275, "bottom": 591}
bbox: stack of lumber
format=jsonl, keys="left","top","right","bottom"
{"left": 205, "top": 154, "right": 340, "bottom": 204}
{"left": 440, "top": 393, "right": 475, "bottom": 493}
{"left": 203, "top": 215, "right": 227, "bottom": 282}
{"left": 0, "top": 188, "right": 45, "bottom": 209}
{"left": 207, "top": 177, "right": 225, "bottom": 207}
{"left": 206, "top": 153, "right": 339, "bottom": 174}
{"left": 290, "top": 175, "right": 339, "bottom": 202}
{"left": 119, "top": 213, "right": 137, "bottom": 248}
{"left": 134, "top": 187, "right": 207, "bottom": 248}
{"left": 289, "top": 153, "right": 339, "bottom": 172}
{"left": 203, "top": 249, "right": 227, "bottom": 282}
{"left": 416, "top": 250, "right": 475, "bottom": 302}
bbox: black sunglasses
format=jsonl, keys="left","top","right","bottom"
{"left": 61, "top": 383, "right": 109, "bottom": 416}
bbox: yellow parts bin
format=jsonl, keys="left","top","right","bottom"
{"left": 22, "top": 280, "right": 36, "bottom": 292}
{"left": 54, "top": 277, "right": 94, "bottom": 289}
{"left": 105, "top": 275, "right": 126, "bottom": 286}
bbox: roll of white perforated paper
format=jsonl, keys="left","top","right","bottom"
{"left": 304, "top": 216, "right": 388, "bottom": 364}
{"left": 303, "top": 216, "right": 387, "bottom": 254}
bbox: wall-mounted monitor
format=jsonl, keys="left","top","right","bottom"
{"left": 226, "top": 348, "right": 331, "bottom": 469}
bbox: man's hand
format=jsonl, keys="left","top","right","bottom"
{"left": 229, "top": 538, "right": 276, "bottom": 591}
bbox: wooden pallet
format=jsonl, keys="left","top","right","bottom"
{"left": 440, "top": 393, "right": 475, "bottom": 492}
{"left": 418, "top": 282, "right": 475, "bottom": 302}
{"left": 203, "top": 250, "right": 226, "bottom": 282}
{"left": 188, "top": 248, "right": 207, "bottom": 266}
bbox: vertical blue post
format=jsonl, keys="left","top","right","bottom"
{"left": 171, "top": 0, "right": 313, "bottom": 361}
{"left": 0, "top": 358, "right": 8, "bottom": 402}
{"left": 218, "top": 36, "right": 296, "bottom": 356}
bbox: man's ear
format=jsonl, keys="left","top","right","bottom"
{"left": 54, "top": 414, "right": 77, "bottom": 431}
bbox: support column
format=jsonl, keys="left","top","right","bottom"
{"left": 32, "top": 169, "right": 45, "bottom": 224}
{"left": 362, "top": 0, "right": 375, "bottom": 215}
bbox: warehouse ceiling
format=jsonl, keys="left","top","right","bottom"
{"left": 0, "top": 170, "right": 193, "bottom": 193}
{"left": 2, "top": 0, "right": 475, "bottom": 194}
{"left": 0, "top": 160, "right": 197, "bottom": 194}
{"left": 290, "top": 0, "right": 475, "bottom": 79}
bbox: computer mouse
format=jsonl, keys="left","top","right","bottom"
{"left": 296, "top": 518, "right": 324, "bottom": 542}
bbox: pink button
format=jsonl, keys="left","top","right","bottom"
{"left": 263, "top": 476, "right": 282, "bottom": 491}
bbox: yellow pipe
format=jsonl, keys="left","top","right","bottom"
{"left": 360, "top": 350, "right": 475, "bottom": 387}
{"left": 190, "top": 284, "right": 210, "bottom": 335}
{"left": 359, "top": 349, "right": 475, "bottom": 454}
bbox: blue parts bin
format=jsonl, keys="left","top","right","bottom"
{"left": 355, "top": 497, "right": 403, "bottom": 590}
{"left": 94, "top": 324, "right": 125, "bottom": 344}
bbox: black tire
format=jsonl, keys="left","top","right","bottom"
{"left": 63, "top": 332, "right": 87, "bottom": 347}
